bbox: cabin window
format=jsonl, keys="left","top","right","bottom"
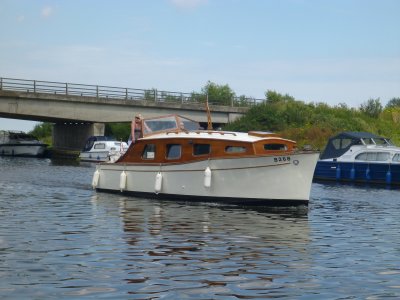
{"left": 355, "top": 153, "right": 367, "bottom": 160}
{"left": 377, "top": 152, "right": 390, "bottom": 161}
{"left": 144, "top": 116, "right": 178, "bottom": 133}
{"left": 374, "top": 138, "right": 388, "bottom": 145}
{"left": 182, "top": 120, "right": 201, "bottom": 131}
{"left": 225, "top": 146, "right": 246, "bottom": 153}
{"left": 355, "top": 152, "right": 390, "bottom": 162}
{"left": 393, "top": 154, "right": 400, "bottom": 162}
{"left": 193, "top": 144, "right": 210, "bottom": 156}
{"left": 114, "top": 142, "right": 125, "bottom": 151}
{"left": 166, "top": 144, "right": 181, "bottom": 159}
{"left": 264, "top": 143, "right": 287, "bottom": 151}
{"left": 363, "top": 138, "right": 374, "bottom": 145}
{"left": 142, "top": 144, "right": 156, "bottom": 160}
{"left": 332, "top": 138, "right": 352, "bottom": 149}
{"left": 94, "top": 143, "right": 106, "bottom": 149}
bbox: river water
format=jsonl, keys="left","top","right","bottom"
{"left": 0, "top": 157, "right": 399, "bottom": 299}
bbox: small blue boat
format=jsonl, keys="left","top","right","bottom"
{"left": 314, "top": 132, "right": 400, "bottom": 185}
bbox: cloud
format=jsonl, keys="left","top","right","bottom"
{"left": 41, "top": 6, "right": 53, "bottom": 18}
{"left": 170, "top": 0, "right": 207, "bottom": 9}
{"left": 17, "top": 15, "right": 25, "bottom": 22}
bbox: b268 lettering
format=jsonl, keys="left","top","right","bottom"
{"left": 274, "top": 156, "right": 291, "bottom": 162}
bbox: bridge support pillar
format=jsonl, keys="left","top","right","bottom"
{"left": 52, "top": 122, "right": 105, "bottom": 151}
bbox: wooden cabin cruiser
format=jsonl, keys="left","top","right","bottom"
{"left": 79, "top": 136, "right": 128, "bottom": 162}
{"left": 92, "top": 115, "right": 319, "bottom": 206}
{"left": 0, "top": 130, "right": 47, "bottom": 157}
{"left": 314, "top": 132, "right": 400, "bottom": 185}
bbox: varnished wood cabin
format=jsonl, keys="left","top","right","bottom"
{"left": 117, "top": 115, "right": 297, "bottom": 165}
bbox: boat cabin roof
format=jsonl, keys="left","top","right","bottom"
{"left": 0, "top": 130, "right": 38, "bottom": 141}
{"left": 141, "top": 130, "right": 282, "bottom": 143}
{"left": 82, "top": 136, "right": 122, "bottom": 152}
{"left": 320, "top": 131, "right": 394, "bottom": 160}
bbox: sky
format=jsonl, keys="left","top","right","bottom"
{"left": 1, "top": 0, "right": 399, "bottom": 132}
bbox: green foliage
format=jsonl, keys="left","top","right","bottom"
{"left": 265, "top": 90, "right": 295, "bottom": 103}
{"left": 189, "top": 92, "right": 207, "bottom": 103}
{"left": 29, "top": 122, "right": 53, "bottom": 145}
{"left": 385, "top": 97, "right": 400, "bottom": 108}
{"left": 234, "top": 95, "right": 255, "bottom": 107}
{"left": 224, "top": 92, "right": 400, "bottom": 150}
{"left": 105, "top": 123, "right": 130, "bottom": 141}
{"left": 359, "top": 98, "right": 383, "bottom": 118}
{"left": 201, "top": 81, "right": 235, "bottom": 106}
{"left": 144, "top": 89, "right": 156, "bottom": 101}
{"left": 163, "top": 93, "right": 182, "bottom": 103}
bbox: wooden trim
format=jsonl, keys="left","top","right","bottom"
{"left": 118, "top": 135, "right": 296, "bottom": 164}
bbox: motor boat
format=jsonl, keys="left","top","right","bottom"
{"left": 0, "top": 130, "right": 47, "bottom": 157}
{"left": 79, "top": 136, "right": 128, "bottom": 162}
{"left": 91, "top": 114, "right": 319, "bottom": 206}
{"left": 314, "top": 132, "right": 400, "bottom": 185}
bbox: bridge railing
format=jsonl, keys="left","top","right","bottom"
{"left": 0, "top": 77, "right": 263, "bottom": 107}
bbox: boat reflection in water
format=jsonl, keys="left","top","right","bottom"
{"left": 91, "top": 193, "right": 311, "bottom": 297}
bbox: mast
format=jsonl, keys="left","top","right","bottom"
{"left": 206, "top": 94, "right": 213, "bottom": 130}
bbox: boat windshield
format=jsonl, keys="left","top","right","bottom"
{"left": 372, "top": 138, "right": 393, "bottom": 146}
{"left": 143, "top": 115, "right": 200, "bottom": 135}
{"left": 362, "top": 137, "right": 393, "bottom": 146}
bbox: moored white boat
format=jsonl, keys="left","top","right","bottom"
{"left": 314, "top": 132, "right": 400, "bottom": 185}
{"left": 0, "top": 130, "right": 47, "bottom": 157}
{"left": 79, "top": 136, "right": 128, "bottom": 162}
{"left": 92, "top": 115, "right": 319, "bottom": 206}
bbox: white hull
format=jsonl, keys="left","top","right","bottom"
{"left": 0, "top": 144, "right": 46, "bottom": 157}
{"left": 94, "top": 152, "right": 319, "bottom": 205}
{"left": 79, "top": 150, "right": 126, "bottom": 162}
{"left": 79, "top": 151, "right": 111, "bottom": 162}
{"left": 79, "top": 139, "right": 128, "bottom": 162}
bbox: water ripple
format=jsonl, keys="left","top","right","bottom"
{"left": 0, "top": 158, "right": 399, "bottom": 299}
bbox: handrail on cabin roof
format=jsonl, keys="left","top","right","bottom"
{"left": 165, "top": 130, "right": 237, "bottom": 136}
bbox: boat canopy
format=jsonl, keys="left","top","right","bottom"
{"left": 320, "top": 132, "right": 393, "bottom": 159}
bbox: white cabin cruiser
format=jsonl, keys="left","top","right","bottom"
{"left": 92, "top": 115, "right": 319, "bottom": 206}
{"left": 0, "top": 130, "right": 47, "bottom": 157}
{"left": 79, "top": 136, "right": 128, "bottom": 162}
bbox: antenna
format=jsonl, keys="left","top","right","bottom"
{"left": 206, "top": 94, "right": 213, "bottom": 130}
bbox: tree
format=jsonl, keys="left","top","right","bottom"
{"left": 385, "top": 97, "right": 400, "bottom": 109}
{"left": 265, "top": 90, "right": 295, "bottom": 103}
{"left": 29, "top": 122, "right": 52, "bottom": 138}
{"left": 29, "top": 122, "right": 53, "bottom": 145}
{"left": 105, "top": 123, "right": 130, "bottom": 141}
{"left": 201, "top": 81, "right": 235, "bottom": 106}
{"left": 359, "top": 98, "right": 382, "bottom": 118}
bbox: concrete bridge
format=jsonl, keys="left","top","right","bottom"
{"left": 0, "top": 77, "right": 260, "bottom": 151}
